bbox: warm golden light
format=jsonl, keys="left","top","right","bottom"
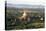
{"left": 18, "top": 10, "right": 27, "bottom": 21}
{"left": 22, "top": 11, "right": 27, "bottom": 17}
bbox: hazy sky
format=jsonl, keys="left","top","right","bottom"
{"left": 6, "top": 0, "right": 45, "bottom": 8}
{"left": 7, "top": 0, "right": 45, "bottom": 5}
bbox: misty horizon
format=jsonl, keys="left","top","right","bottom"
{"left": 6, "top": 3, "right": 44, "bottom": 9}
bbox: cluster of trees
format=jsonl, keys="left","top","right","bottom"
{"left": 5, "top": 10, "right": 44, "bottom": 30}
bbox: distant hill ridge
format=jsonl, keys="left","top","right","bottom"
{"left": 6, "top": 3, "right": 44, "bottom": 9}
